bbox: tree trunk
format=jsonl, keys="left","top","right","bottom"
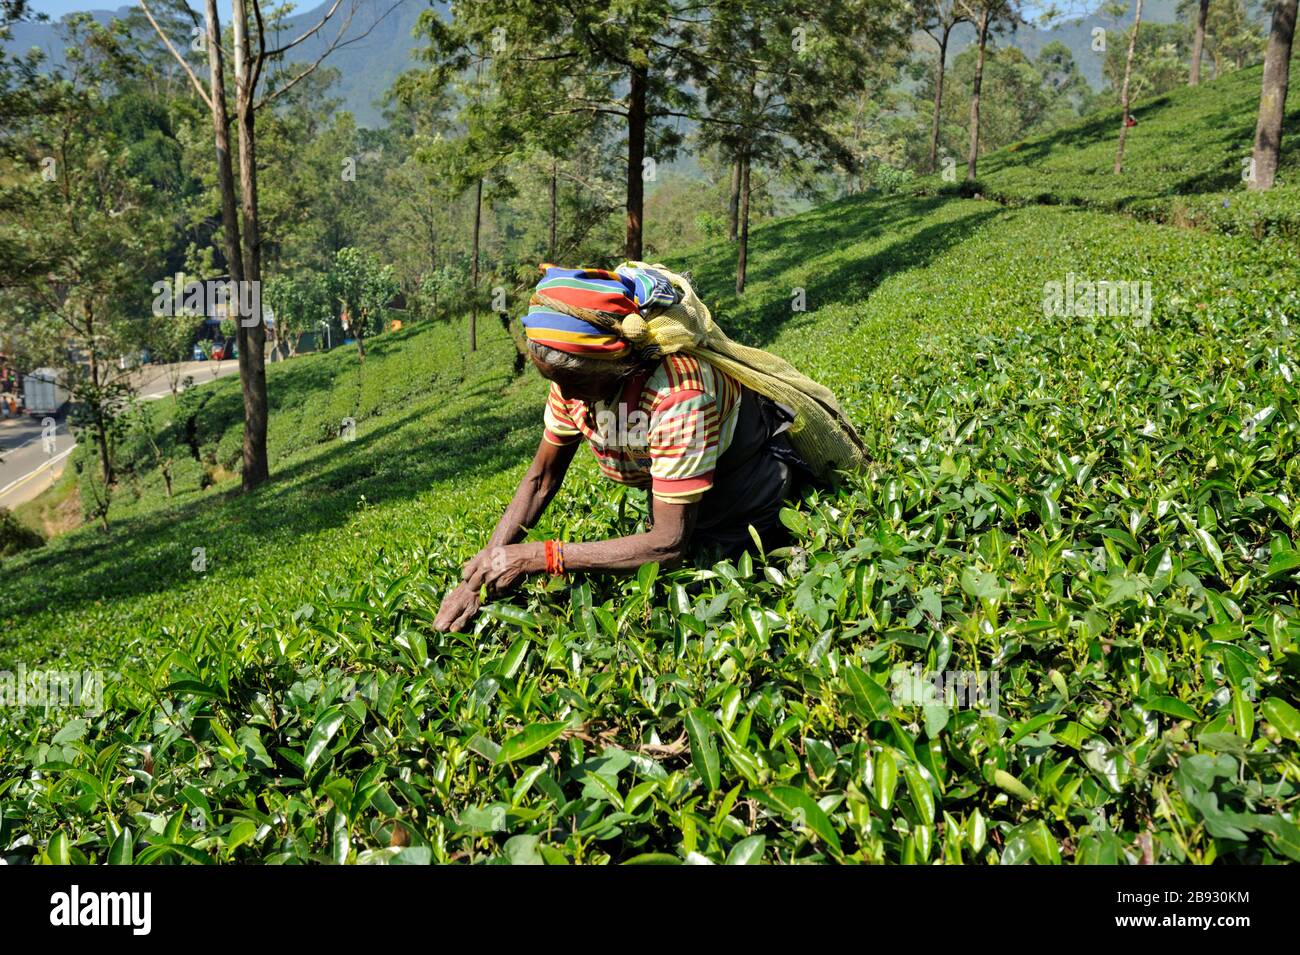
{"left": 470, "top": 176, "right": 482, "bottom": 351}
{"left": 1190, "top": 0, "right": 1209, "bottom": 85}
{"left": 1114, "top": 0, "right": 1144, "bottom": 175}
{"left": 85, "top": 311, "right": 113, "bottom": 485}
{"left": 735, "top": 151, "right": 751, "bottom": 294}
{"left": 1250, "top": 0, "right": 1297, "bottom": 190}
{"left": 204, "top": 0, "right": 243, "bottom": 291}
{"left": 727, "top": 158, "right": 741, "bottom": 240}
{"left": 966, "top": 13, "right": 990, "bottom": 181}
{"left": 548, "top": 159, "right": 557, "bottom": 262}
{"left": 929, "top": 28, "right": 950, "bottom": 174}
{"left": 94, "top": 424, "right": 112, "bottom": 486}
{"left": 229, "top": 0, "right": 270, "bottom": 490}
{"left": 626, "top": 61, "right": 647, "bottom": 260}
{"left": 430, "top": 241, "right": 438, "bottom": 315}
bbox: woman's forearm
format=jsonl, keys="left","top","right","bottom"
{"left": 561, "top": 529, "right": 688, "bottom": 573}
{"left": 500, "top": 530, "right": 681, "bottom": 579}
{"left": 550, "top": 500, "right": 697, "bottom": 574}
{"left": 473, "top": 488, "right": 695, "bottom": 594}
{"left": 486, "top": 462, "right": 561, "bottom": 545}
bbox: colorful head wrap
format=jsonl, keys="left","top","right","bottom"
{"left": 521, "top": 265, "right": 679, "bottom": 361}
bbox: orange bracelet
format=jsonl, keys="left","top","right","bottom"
{"left": 544, "top": 540, "right": 566, "bottom": 576}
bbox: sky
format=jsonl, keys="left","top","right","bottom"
{"left": 29, "top": 0, "right": 129, "bottom": 15}
{"left": 27, "top": 0, "right": 196, "bottom": 16}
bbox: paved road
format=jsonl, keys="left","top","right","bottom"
{"left": 0, "top": 412, "right": 77, "bottom": 510}
{"left": 135, "top": 358, "right": 242, "bottom": 400}
{"left": 0, "top": 359, "right": 243, "bottom": 511}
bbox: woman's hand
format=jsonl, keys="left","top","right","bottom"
{"left": 462, "top": 542, "right": 544, "bottom": 594}
{"left": 433, "top": 543, "right": 544, "bottom": 633}
{"left": 432, "top": 438, "right": 573, "bottom": 634}
{"left": 433, "top": 581, "right": 481, "bottom": 633}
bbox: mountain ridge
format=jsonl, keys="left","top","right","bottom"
{"left": 6, "top": 0, "right": 1187, "bottom": 126}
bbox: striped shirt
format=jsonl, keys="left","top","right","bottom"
{"left": 543, "top": 354, "right": 744, "bottom": 503}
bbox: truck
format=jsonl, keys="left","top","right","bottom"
{"left": 22, "top": 368, "right": 69, "bottom": 416}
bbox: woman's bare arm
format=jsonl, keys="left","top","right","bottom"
{"left": 458, "top": 497, "right": 698, "bottom": 598}
{"left": 435, "top": 442, "right": 701, "bottom": 633}
{"left": 559, "top": 497, "right": 697, "bottom": 571}
{"left": 433, "top": 437, "right": 576, "bottom": 632}
{"left": 485, "top": 437, "right": 579, "bottom": 548}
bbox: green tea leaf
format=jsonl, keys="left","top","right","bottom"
{"left": 496, "top": 720, "right": 569, "bottom": 764}
{"left": 303, "top": 707, "right": 346, "bottom": 771}
{"left": 1262, "top": 698, "right": 1300, "bottom": 743}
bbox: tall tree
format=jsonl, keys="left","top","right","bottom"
{"left": 698, "top": 0, "right": 905, "bottom": 292}
{"left": 727, "top": 157, "right": 741, "bottom": 240}
{"left": 1190, "top": 0, "right": 1211, "bottom": 84}
{"left": 918, "top": 0, "right": 970, "bottom": 174}
{"left": 415, "top": 1, "right": 699, "bottom": 261}
{"left": 254, "top": 68, "right": 357, "bottom": 276}
{"left": 960, "top": 0, "right": 1018, "bottom": 180}
{"left": 1, "top": 0, "right": 61, "bottom": 286}
{"left": 0, "top": 16, "right": 163, "bottom": 486}
{"left": 407, "top": 21, "right": 575, "bottom": 349}
{"left": 1037, "top": 40, "right": 1093, "bottom": 115}
{"left": 381, "top": 56, "right": 625, "bottom": 327}
{"left": 1114, "top": 0, "right": 1144, "bottom": 175}
{"left": 1249, "top": 0, "right": 1298, "bottom": 190}
{"left": 139, "top": 0, "right": 396, "bottom": 489}
{"left": 380, "top": 68, "right": 460, "bottom": 310}
{"left": 1102, "top": 21, "right": 1191, "bottom": 98}
{"left": 941, "top": 44, "right": 1086, "bottom": 155}
{"left": 1202, "top": 0, "right": 1267, "bottom": 77}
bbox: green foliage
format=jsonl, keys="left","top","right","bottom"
{"left": 1101, "top": 21, "right": 1193, "bottom": 100}
{"left": 940, "top": 43, "right": 1089, "bottom": 160}
{"left": 1177, "top": 0, "right": 1268, "bottom": 80}
{"left": 0, "top": 507, "right": 43, "bottom": 559}
{"left": 264, "top": 272, "right": 333, "bottom": 354}
{"left": 868, "top": 163, "right": 917, "bottom": 195}
{"left": 329, "top": 247, "right": 399, "bottom": 349}
{"left": 925, "top": 55, "right": 1300, "bottom": 237}
{"left": 143, "top": 307, "right": 203, "bottom": 367}
{"left": 3, "top": 182, "right": 1298, "bottom": 863}
{"left": 413, "top": 266, "right": 469, "bottom": 321}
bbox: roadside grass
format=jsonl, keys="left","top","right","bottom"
{"left": 1, "top": 188, "right": 1298, "bottom": 863}
{"left": 11, "top": 466, "right": 78, "bottom": 539}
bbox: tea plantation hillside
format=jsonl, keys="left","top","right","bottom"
{"left": 933, "top": 53, "right": 1300, "bottom": 239}
{"left": 3, "top": 65, "right": 1300, "bottom": 861}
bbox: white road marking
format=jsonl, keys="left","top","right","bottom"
{"left": 0, "top": 359, "right": 247, "bottom": 505}
{"left": 0, "top": 443, "right": 77, "bottom": 497}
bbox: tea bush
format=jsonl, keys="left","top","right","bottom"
{"left": 1, "top": 188, "right": 1297, "bottom": 864}
{"left": 921, "top": 54, "right": 1300, "bottom": 238}
{"left": 0, "top": 508, "right": 43, "bottom": 561}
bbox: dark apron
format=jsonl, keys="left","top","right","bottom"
{"left": 648, "top": 385, "right": 814, "bottom": 559}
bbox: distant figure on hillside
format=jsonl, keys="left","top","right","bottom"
{"left": 433, "top": 263, "right": 865, "bottom": 633}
